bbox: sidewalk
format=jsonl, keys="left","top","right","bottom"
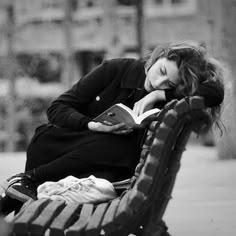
{"left": 0, "top": 144, "right": 236, "bottom": 236}
{"left": 164, "top": 144, "right": 236, "bottom": 236}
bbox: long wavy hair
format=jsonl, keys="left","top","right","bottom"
{"left": 144, "top": 41, "right": 225, "bottom": 135}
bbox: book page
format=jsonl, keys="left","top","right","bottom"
{"left": 94, "top": 103, "right": 136, "bottom": 125}
{"left": 116, "top": 103, "right": 138, "bottom": 120}
{"left": 118, "top": 103, "right": 160, "bottom": 124}
{"left": 94, "top": 103, "right": 160, "bottom": 127}
{"left": 136, "top": 108, "right": 160, "bottom": 124}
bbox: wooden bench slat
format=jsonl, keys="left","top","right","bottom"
{"left": 85, "top": 202, "right": 109, "bottom": 236}
{"left": 101, "top": 198, "right": 120, "bottom": 234}
{"left": 140, "top": 148, "right": 150, "bottom": 159}
{"left": 49, "top": 202, "right": 81, "bottom": 236}
{"left": 114, "top": 191, "right": 131, "bottom": 226}
{"left": 13, "top": 199, "right": 35, "bottom": 222}
{"left": 143, "top": 156, "right": 160, "bottom": 177}
{"left": 149, "top": 121, "right": 159, "bottom": 131}
{"left": 135, "top": 173, "right": 153, "bottom": 195}
{"left": 149, "top": 139, "right": 164, "bottom": 158}
{"left": 144, "top": 132, "right": 154, "bottom": 146}
{"left": 128, "top": 189, "right": 146, "bottom": 210}
{"left": 163, "top": 110, "right": 178, "bottom": 127}
{"left": 155, "top": 124, "right": 172, "bottom": 140}
{"left": 66, "top": 203, "right": 94, "bottom": 236}
{"left": 134, "top": 159, "right": 145, "bottom": 176}
{"left": 13, "top": 198, "right": 49, "bottom": 235}
{"left": 29, "top": 200, "right": 65, "bottom": 236}
{"left": 175, "top": 100, "right": 189, "bottom": 114}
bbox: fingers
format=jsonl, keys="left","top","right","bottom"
{"left": 88, "top": 121, "right": 124, "bottom": 132}
{"left": 99, "top": 123, "right": 133, "bottom": 134}
{"left": 133, "top": 92, "right": 161, "bottom": 116}
{"left": 103, "top": 121, "right": 113, "bottom": 126}
{"left": 108, "top": 123, "right": 126, "bottom": 131}
{"left": 133, "top": 103, "right": 139, "bottom": 116}
{"left": 133, "top": 101, "right": 145, "bottom": 116}
{"left": 97, "top": 122, "right": 127, "bottom": 132}
{"left": 112, "top": 128, "right": 133, "bottom": 135}
{"left": 88, "top": 121, "right": 133, "bottom": 134}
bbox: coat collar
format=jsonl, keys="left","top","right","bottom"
{"left": 120, "top": 59, "right": 146, "bottom": 90}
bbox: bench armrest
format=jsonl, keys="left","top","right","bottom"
{"left": 112, "top": 179, "right": 131, "bottom": 190}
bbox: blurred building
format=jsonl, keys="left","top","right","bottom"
{"left": 0, "top": 0, "right": 216, "bottom": 83}
{"left": 0, "top": 0, "right": 232, "bottom": 151}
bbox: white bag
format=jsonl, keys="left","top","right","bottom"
{"left": 37, "top": 175, "right": 117, "bottom": 204}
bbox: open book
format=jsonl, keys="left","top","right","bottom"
{"left": 94, "top": 103, "right": 160, "bottom": 128}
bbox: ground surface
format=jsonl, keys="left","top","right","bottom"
{"left": 0, "top": 143, "right": 235, "bottom": 236}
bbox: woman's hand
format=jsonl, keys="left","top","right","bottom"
{"left": 88, "top": 121, "right": 133, "bottom": 135}
{"left": 133, "top": 90, "right": 166, "bottom": 116}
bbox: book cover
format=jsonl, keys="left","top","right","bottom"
{"left": 94, "top": 103, "right": 160, "bottom": 128}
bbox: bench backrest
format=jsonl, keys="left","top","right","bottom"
{"left": 104, "top": 96, "right": 211, "bottom": 235}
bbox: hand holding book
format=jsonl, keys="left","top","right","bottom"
{"left": 94, "top": 103, "right": 160, "bottom": 128}
{"left": 88, "top": 120, "right": 133, "bottom": 134}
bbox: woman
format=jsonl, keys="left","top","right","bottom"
{"left": 2, "top": 41, "right": 224, "bottom": 206}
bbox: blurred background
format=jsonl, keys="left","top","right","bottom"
{"left": 0, "top": 0, "right": 235, "bottom": 160}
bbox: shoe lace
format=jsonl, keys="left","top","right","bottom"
{"left": 7, "top": 173, "right": 31, "bottom": 182}
{"left": 7, "top": 173, "right": 36, "bottom": 190}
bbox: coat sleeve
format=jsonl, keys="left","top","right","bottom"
{"left": 47, "top": 60, "right": 111, "bottom": 131}
{"left": 165, "top": 80, "right": 224, "bottom": 107}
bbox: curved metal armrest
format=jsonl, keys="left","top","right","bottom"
{"left": 112, "top": 178, "right": 131, "bottom": 190}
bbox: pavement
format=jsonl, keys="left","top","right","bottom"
{"left": 0, "top": 143, "right": 236, "bottom": 236}
{"left": 164, "top": 144, "right": 236, "bottom": 236}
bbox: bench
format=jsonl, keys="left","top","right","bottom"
{"left": 8, "top": 96, "right": 211, "bottom": 236}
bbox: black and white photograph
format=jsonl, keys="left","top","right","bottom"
{"left": 0, "top": 1, "right": 235, "bottom": 235}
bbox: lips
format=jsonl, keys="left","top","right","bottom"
{"left": 150, "top": 83, "right": 155, "bottom": 91}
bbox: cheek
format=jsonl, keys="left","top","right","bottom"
{"left": 148, "top": 70, "right": 158, "bottom": 82}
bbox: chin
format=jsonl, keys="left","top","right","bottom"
{"left": 148, "top": 84, "right": 155, "bottom": 92}
{"left": 144, "top": 80, "right": 153, "bottom": 92}
{"left": 144, "top": 85, "right": 152, "bottom": 92}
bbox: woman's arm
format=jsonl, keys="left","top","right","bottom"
{"left": 133, "top": 90, "right": 166, "bottom": 116}
{"left": 47, "top": 61, "right": 110, "bottom": 130}
{"left": 133, "top": 79, "right": 224, "bottom": 116}
{"left": 165, "top": 80, "right": 224, "bottom": 107}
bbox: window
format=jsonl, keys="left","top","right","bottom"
{"left": 41, "top": 0, "right": 64, "bottom": 9}
{"left": 117, "top": 0, "right": 137, "bottom": 6}
{"left": 147, "top": 0, "right": 197, "bottom": 17}
{"left": 154, "top": 0, "right": 185, "bottom": 5}
{"left": 79, "top": 0, "right": 99, "bottom": 8}
{"left": 41, "top": 0, "right": 77, "bottom": 11}
{"left": 86, "top": 0, "right": 95, "bottom": 7}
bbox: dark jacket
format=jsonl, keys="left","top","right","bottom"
{"left": 47, "top": 58, "right": 224, "bottom": 131}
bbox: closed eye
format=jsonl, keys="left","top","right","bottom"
{"left": 160, "top": 68, "right": 166, "bottom": 76}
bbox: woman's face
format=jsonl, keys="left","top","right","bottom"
{"left": 144, "top": 57, "right": 180, "bottom": 92}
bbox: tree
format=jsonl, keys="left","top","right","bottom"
{"left": 136, "top": 0, "right": 145, "bottom": 58}
{"left": 62, "top": 0, "right": 75, "bottom": 88}
{"left": 5, "top": 0, "right": 17, "bottom": 152}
